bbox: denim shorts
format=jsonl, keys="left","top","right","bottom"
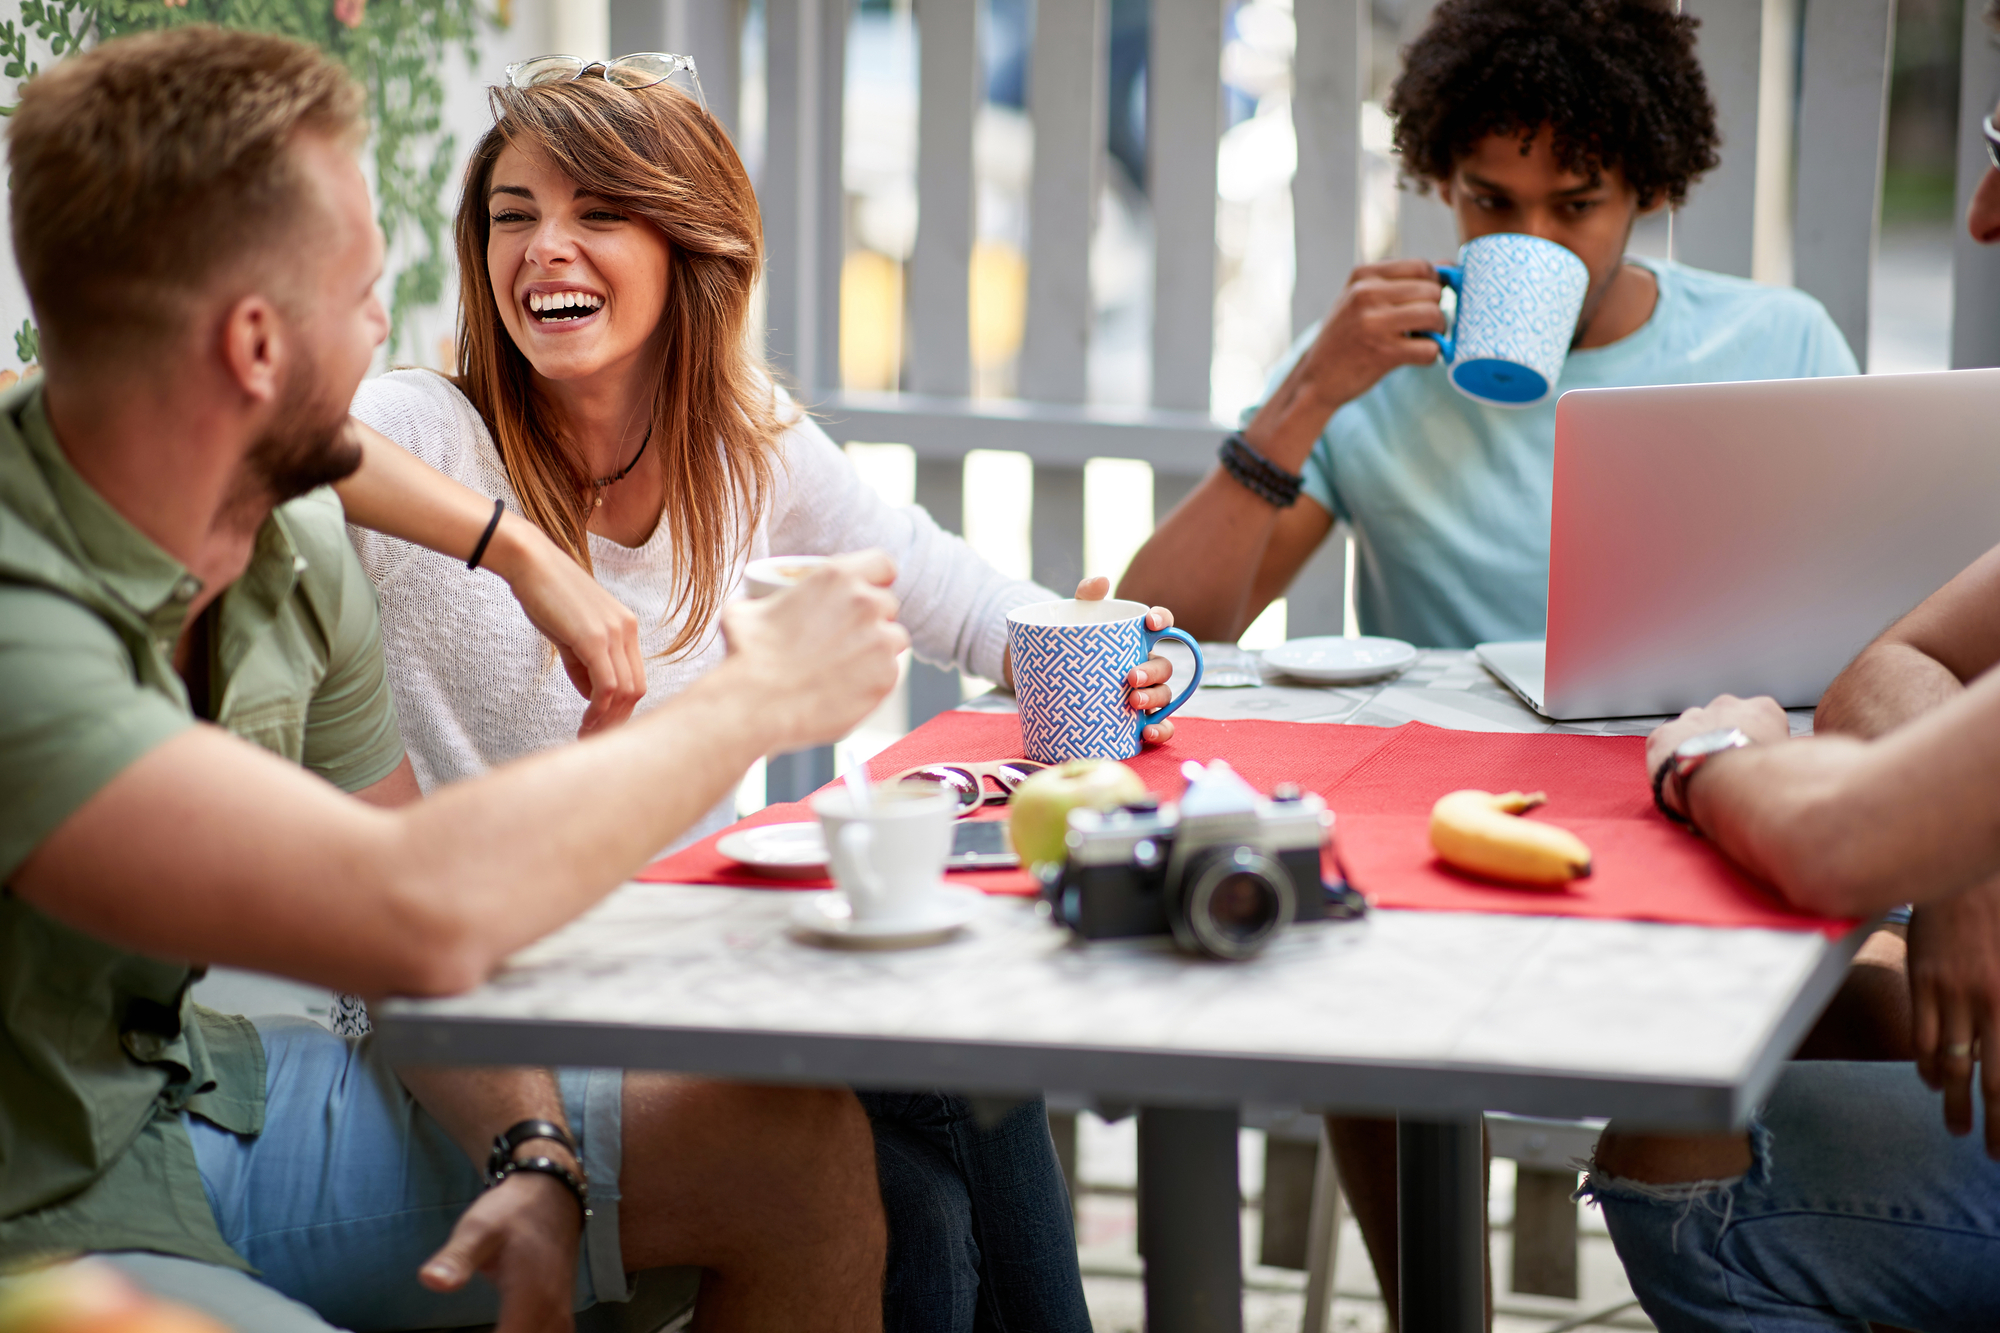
{"left": 1584, "top": 1060, "right": 2000, "bottom": 1332}
{"left": 183, "top": 1016, "right": 628, "bottom": 1330}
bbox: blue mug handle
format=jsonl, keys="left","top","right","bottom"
{"left": 1423, "top": 264, "right": 1464, "bottom": 363}
{"left": 1139, "top": 626, "right": 1204, "bottom": 732}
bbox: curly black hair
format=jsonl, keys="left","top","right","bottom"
{"left": 1388, "top": 0, "right": 1721, "bottom": 209}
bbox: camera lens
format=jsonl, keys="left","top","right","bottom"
{"left": 1171, "top": 846, "right": 1295, "bottom": 960}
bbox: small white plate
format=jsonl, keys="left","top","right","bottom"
{"left": 1262, "top": 635, "right": 1418, "bottom": 685}
{"left": 789, "top": 885, "right": 986, "bottom": 950}
{"left": 717, "top": 821, "right": 827, "bottom": 878}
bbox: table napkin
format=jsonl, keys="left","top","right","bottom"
{"left": 638, "top": 710, "right": 1856, "bottom": 937}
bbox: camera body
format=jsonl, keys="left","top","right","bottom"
{"left": 1043, "top": 767, "right": 1363, "bottom": 959}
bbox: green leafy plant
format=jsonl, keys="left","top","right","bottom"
{"left": 1, "top": 0, "right": 492, "bottom": 356}
{"left": 13, "top": 318, "right": 36, "bottom": 365}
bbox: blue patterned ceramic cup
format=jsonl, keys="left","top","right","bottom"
{"left": 1426, "top": 233, "right": 1589, "bottom": 407}
{"left": 1007, "top": 599, "right": 1205, "bottom": 763}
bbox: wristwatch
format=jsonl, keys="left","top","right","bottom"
{"left": 1651, "top": 727, "right": 1754, "bottom": 830}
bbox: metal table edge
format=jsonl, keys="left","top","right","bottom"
{"left": 374, "top": 1011, "right": 1777, "bottom": 1131}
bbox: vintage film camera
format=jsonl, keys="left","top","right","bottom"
{"left": 1042, "top": 760, "right": 1364, "bottom": 960}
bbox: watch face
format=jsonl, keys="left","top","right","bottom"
{"left": 1679, "top": 728, "right": 1749, "bottom": 760}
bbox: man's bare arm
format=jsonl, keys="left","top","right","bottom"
{"left": 1653, "top": 673, "right": 2000, "bottom": 918}
{"left": 1116, "top": 260, "right": 1443, "bottom": 639}
{"left": 1118, "top": 477, "right": 1333, "bottom": 641}
{"left": 11, "top": 559, "right": 908, "bottom": 996}
{"left": 1817, "top": 540, "right": 2000, "bottom": 737}
{"left": 1807, "top": 540, "right": 2000, "bottom": 1153}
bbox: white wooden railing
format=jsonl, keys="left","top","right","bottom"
{"left": 617, "top": 0, "right": 1999, "bottom": 767}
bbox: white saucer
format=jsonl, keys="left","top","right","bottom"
{"left": 717, "top": 821, "right": 827, "bottom": 878}
{"left": 1262, "top": 635, "right": 1418, "bottom": 685}
{"left": 789, "top": 884, "right": 986, "bottom": 949}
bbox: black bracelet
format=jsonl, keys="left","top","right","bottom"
{"left": 487, "top": 1117, "right": 577, "bottom": 1176}
{"left": 466, "top": 497, "right": 505, "bottom": 571}
{"left": 1217, "top": 432, "right": 1304, "bottom": 508}
{"left": 486, "top": 1119, "right": 590, "bottom": 1219}
{"left": 488, "top": 1154, "right": 592, "bottom": 1220}
{"left": 1650, "top": 755, "right": 1697, "bottom": 831}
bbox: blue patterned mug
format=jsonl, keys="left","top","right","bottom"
{"left": 1007, "top": 599, "right": 1205, "bottom": 763}
{"left": 1426, "top": 233, "right": 1589, "bottom": 407}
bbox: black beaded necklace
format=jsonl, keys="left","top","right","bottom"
{"left": 590, "top": 424, "right": 653, "bottom": 508}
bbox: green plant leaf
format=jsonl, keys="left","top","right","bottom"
{"left": 10, "top": 0, "right": 490, "bottom": 354}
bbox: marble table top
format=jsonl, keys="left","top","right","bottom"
{"left": 378, "top": 648, "right": 1848, "bottom": 1130}
{"left": 377, "top": 884, "right": 1851, "bottom": 1129}
{"left": 963, "top": 645, "right": 1817, "bottom": 738}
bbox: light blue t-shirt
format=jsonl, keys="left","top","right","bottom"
{"left": 1269, "top": 258, "right": 1859, "bottom": 649}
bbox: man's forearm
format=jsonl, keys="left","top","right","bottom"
{"left": 1117, "top": 368, "right": 1345, "bottom": 638}
{"left": 16, "top": 657, "right": 780, "bottom": 996}
{"left": 400, "top": 1065, "right": 571, "bottom": 1165}
{"left": 1117, "top": 470, "right": 1289, "bottom": 639}
{"left": 399, "top": 1065, "right": 577, "bottom": 1178}
{"left": 366, "top": 662, "right": 780, "bottom": 991}
{"left": 1693, "top": 672, "right": 2000, "bottom": 916}
{"left": 1814, "top": 640, "right": 1966, "bottom": 739}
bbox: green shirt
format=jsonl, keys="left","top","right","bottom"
{"left": 0, "top": 381, "right": 404, "bottom": 1269}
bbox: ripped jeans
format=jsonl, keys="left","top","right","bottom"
{"left": 1583, "top": 1062, "right": 2000, "bottom": 1332}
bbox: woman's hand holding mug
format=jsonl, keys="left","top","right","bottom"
{"left": 1000, "top": 577, "right": 1184, "bottom": 747}
{"left": 1076, "top": 575, "right": 1181, "bottom": 745}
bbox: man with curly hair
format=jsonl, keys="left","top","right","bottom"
{"left": 1120, "top": 0, "right": 1859, "bottom": 1321}
{"left": 1119, "top": 0, "right": 1854, "bottom": 654}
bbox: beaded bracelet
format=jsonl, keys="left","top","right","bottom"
{"left": 1218, "top": 432, "right": 1304, "bottom": 508}
{"left": 488, "top": 1155, "right": 593, "bottom": 1220}
{"left": 486, "top": 1118, "right": 591, "bottom": 1220}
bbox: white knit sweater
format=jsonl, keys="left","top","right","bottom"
{"left": 347, "top": 369, "right": 1053, "bottom": 851}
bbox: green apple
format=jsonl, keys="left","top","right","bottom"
{"left": 1008, "top": 759, "right": 1148, "bottom": 869}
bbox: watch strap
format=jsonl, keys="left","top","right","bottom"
{"left": 1654, "top": 728, "right": 1753, "bottom": 834}
{"left": 1651, "top": 754, "right": 1696, "bottom": 828}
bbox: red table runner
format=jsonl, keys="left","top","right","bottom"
{"left": 639, "top": 710, "right": 1856, "bottom": 937}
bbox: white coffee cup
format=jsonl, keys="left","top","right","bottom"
{"left": 743, "top": 554, "right": 830, "bottom": 599}
{"left": 809, "top": 785, "right": 956, "bottom": 924}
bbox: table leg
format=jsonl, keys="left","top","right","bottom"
{"left": 1397, "top": 1114, "right": 1485, "bottom": 1333}
{"left": 1138, "top": 1106, "right": 1243, "bottom": 1333}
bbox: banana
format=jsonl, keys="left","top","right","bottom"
{"left": 1428, "top": 789, "right": 1592, "bottom": 888}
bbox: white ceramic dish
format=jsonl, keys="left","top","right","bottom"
{"left": 788, "top": 884, "right": 986, "bottom": 949}
{"left": 716, "top": 821, "right": 828, "bottom": 878}
{"left": 1262, "top": 635, "right": 1418, "bottom": 685}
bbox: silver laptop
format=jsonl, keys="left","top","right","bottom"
{"left": 1477, "top": 368, "right": 2000, "bottom": 720}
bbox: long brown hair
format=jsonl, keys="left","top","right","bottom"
{"left": 454, "top": 77, "right": 784, "bottom": 659}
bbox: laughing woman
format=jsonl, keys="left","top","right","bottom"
{"left": 333, "top": 58, "right": 1178, "bottom": 1330}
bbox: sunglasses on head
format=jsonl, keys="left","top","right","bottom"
{"left": 502, "top": 52, "right": 707, "bottom": 113}
{"left": 887, "top": 761, "right": 1050, "bottom": 819}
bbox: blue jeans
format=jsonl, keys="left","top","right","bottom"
{"left": 182, "top": 1020, "right": 1077, "bottom": 1330}
{"left": 861, "top": 1091, "right": 1091, "bottom": 1333}
{"left": 1585, "top": 1061, "right": 2000, "bottom": 1331}
{"left": 184, "top": 1017, "right": 631, "bottom": 1329}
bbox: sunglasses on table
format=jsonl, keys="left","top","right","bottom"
{"left": 887, "top": 761, "right": 1050, "bottom": 819}
{"left": 502, "top": 52, "right": 707, "bottom": 112}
